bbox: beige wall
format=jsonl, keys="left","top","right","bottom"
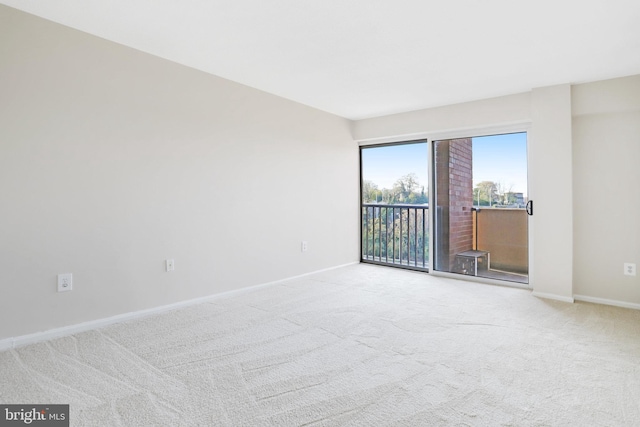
{"left": 0, "top": 6, "right": 359, "bottom": 340}
{"left": 529, "top": 84, "right": 573, "bottom": 300}
{"left": 354, "top": 92, "right": 531, "bottom": 143}
{"left": 572, "top": 75, "right": 640, "bottom": 304}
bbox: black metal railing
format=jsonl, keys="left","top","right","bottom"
{"left": 361, "top": 203, "right": 429, "bottom": 271}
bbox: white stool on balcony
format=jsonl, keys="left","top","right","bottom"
{"left": 452, "top": 250, "right": 490, "bottom": 276}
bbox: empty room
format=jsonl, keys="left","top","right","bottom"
{"left": 1, "top": 1, "right": 639, "bottom": 425}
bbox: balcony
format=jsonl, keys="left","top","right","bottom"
{"left": 362, "top": 204, "right": 528, "bottom": 283}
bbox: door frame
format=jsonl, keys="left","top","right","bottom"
{"left": 359, "top": 139, "right": 430, "bottom": 272}
{"left": 427, "top": 125, "right": 532, "bottom": 289}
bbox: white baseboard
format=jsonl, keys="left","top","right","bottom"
{"left": 573, "top": 294, "right": 640, "bottom": 311}
{"left": 0, "top": 262, "right": 358, "bottom": 352}
{"left": 531, "top": 291, "right": 575, "bottom": 304}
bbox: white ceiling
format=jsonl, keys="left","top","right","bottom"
{"left": 3, "top": 0, "right": 640, "bottom": 120}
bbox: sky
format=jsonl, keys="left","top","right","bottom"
{"left": 472, "top": 133, "right": 528, "bottom": 196}
{"left": 361, "top": 132, "right": 528, "bottom": 196}
{"left": 361, "top": 142, "right": 429, "bottom": 191}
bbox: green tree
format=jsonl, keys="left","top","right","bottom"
{"left": 393, "top": 173, "right": 420, "bottom": 203}
{"left": 362, "top": 180, "right": 379, "bottom": 203}
{"left": 475, "top": 181, "right": 497, "bottom": 206}
{"left": 494, "top": 182, "right": 514, "bottom": 206}
{"left": 417, "top": 185, "right": 429, "bottom": 204}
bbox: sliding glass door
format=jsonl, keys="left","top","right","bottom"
{"left": 359, "top": 132, "right": 530, "bottom": 285}
{"left": 432, "top": 133, "right": 529, "bottom": 284}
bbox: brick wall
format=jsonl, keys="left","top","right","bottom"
{"left": 435, "top": 138, "right": 473, "bottom": 271}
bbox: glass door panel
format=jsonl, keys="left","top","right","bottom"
{"left": 360, "top": 141, "right": 429, "bottom": 271}
{"left": 433, "top": 133, "right": 529, "bottom": 284}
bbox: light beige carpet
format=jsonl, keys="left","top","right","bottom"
{"left": 1, "top": 264, "right": 639, "bottom": 426}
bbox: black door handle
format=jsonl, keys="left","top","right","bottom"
{"left": 526, "top": 200, "right": 533, "bottom": 216}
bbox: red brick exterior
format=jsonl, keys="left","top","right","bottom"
{"left": 435, "top": 138, "right": 473, "bottom": 271}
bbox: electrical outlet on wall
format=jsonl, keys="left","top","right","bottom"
{"left": 57, "top": 273, "right": 73, "bottom": 292}
{"left": 166, "top": 259, "right": 175, "bottom": 272}
{"left": 301, "top": 241, "right": 308, "bottom": 252}
{"left": 624, "top": 263, "right": 636, "bottom": 276}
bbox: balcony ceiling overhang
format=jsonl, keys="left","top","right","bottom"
{"left": 3, "top": 0, "right": 640, "bottom": 120}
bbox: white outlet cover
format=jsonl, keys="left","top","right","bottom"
{"left": 57, "top": 273, "right": 73, "bottom": 292}
{"left": 166, "top": 259, "right": 175, "bottom": 272}
{"left": 624, "top": 263, "right": 636, "bottom": 276}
